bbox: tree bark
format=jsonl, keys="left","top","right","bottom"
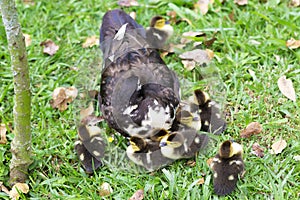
{"left": 0, "top": 0, "right": 32, "bottom": 184}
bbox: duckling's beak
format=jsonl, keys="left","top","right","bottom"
{"left": 159, "top": 140, "right": 182, "bottom": 148}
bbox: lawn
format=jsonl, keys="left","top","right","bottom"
{"left": 0, "top": 0, "right": 299, "bottom": 199}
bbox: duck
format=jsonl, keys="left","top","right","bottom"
{"left": 99, "top": 9, "right": 181, "bottom": 139}
{"left": 126, "top": 131, "right": 173, "bottom": 171}
{"left": 210, "top": 140, "right": 245, "bottom": 196}
{"left": 146, "top": 16, "right": 174, "bottom": 49}
{"left": 159, "top": 128, "right": 209, "bottom": 160}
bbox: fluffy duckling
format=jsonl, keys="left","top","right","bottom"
{"left": 126, "top": 136, "right": 173, "bottom": 171}
{"left": 211, "top": 140, "right": 245, "bottom": 196}
{"left": 75, "top": 125, "right": 105, "bottom": 173}
{"left": 175, "top": 109, "right": 201, "bottom": 131}
{"left": 159, "top": 129, "right": 208, "bottom": 160}
{"left": 146, "top": 16, "right": 174, "bottom": 49}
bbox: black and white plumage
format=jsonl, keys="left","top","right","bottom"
{"left": 211, "top": 140, "right": 245, "bottom": 196}
{"left": 99, "top": 9, "right": 180, "bottom": 138}
{"left": 159, "top": 128, "right": 209, "bottom": 160}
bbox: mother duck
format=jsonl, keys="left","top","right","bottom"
{"left": 99, "top": 9, "right": 180, "bottom": 138}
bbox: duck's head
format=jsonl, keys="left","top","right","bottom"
{"left": 129, "top": 136, "right": 147, "bottom": 152}
{"left": 159, "top": 132, "right": 183, "bottom": 148}
{"left": 219, "top": 140, "right": 243, "bottom": 159}
{"left": 176, "top": 110, "right": 201, "bottom": 130}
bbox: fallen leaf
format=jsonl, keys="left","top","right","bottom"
{"left": 181, "top": 60, "right": 196, "bottom": 71}
{"left": 99, "top": 182, "right": 113, "bottom": 197}
{"left": 129, "top": 11, "right": 137, "bottom": 20}
{"left": 82, "top": 36, "right": 99, "bottom": 48}
{"left": 0, "top": 124, "right": 7, "bottom": 144}
{"left": 50, "top": 86, "right": 78, "bottom": 111}
{"left": 167, "top": 43, "right": 186, "bottom": 53}
{"left": 40, "top": 39, "right": 59, "bottom": 56}
{"left": 290, "top": 0, "right": 300, "bottom": 7}
{"left": 23, "top": 33, "right": 32, "bottom": 47}
{"left": 196, "top": 177, "right": 205, "bottom": 185}
{"left": 167, "top": 11, "right": 177, "bottom": 23}
{"left": 23, "top": 0, "right": 35, "bottom": 6}
{"left": 206, "top": 157, "right": 213, "bottom": 168}
{"left": 194, "top": 0, "right": 212, "bottom": 15}
{"left": 181, "top": 31, "right": 205, "bottom": 44}
{"left": 240, "top": 122, "right": 263, "bottom": 138}
{"left": 286, "top": 38, "right": 300, "bottom": 49}
{"left": 251, "top": 142, "right": 264, "bottom": 158}
{"left": 271, "top": 139, "right": 287, "bottom": 154}
{"left": 0, "top": 182, "right": 10, "bottom": 195}
{"left": 10, "top": 183, "right": 29, "bottom": 200}
{"left": 179, "top": 49, "right": 213, "bottom": 70}
{"left": 186, "top": 160, "right": 196, "bottom": 167}
{"left": 117, "top": 0, "right": 139, "bottom": 7}
{"left": 293, "top": 155, "right": 300, "bottom": 161}
{"left": 129, "top": 189, "right": 144, "bottom": 200}
{"left": 277, "top": 76, "right": 296, "bottom": 102}
{"left": 205, "top": 49, "right": 214, "bottom": 59}
{"left": 80, "top": 102, "right": 94, "bottom": 120}
{"left": 234, "top": 0, "right": 248, "bottom": 5}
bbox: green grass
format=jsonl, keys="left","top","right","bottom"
{"left": 1, "top": 0, "right": 300, "bottom": 199}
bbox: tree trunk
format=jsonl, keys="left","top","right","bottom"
{"left": 0, "top": 0, "right": 32, "bottom": 184}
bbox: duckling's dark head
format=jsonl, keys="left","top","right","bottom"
{"left": 193, "top": 89, "right": 210, "bottom": 106}
{"left": 130, "top": 136, "right": 147, "bottom": 152}
{"left": 150, "top": 128, "right": 169, "bottom": 142}
{"left": 150, "top": 16, "right": 165, "bottom": 28}
{"left": 219, "top": 140, "right": 243, "bottom": 159}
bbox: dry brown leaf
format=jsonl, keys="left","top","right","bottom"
{"left": 181, "top": 60, "right": 196, "bottom": 71}
{"left": 240, "top": 122, "right": 263, "bottom": 138}
{"left": 23, "top": 0, "right": 35, "bottom": 6}
{"left": 129, "top": 11, "right": 137, "bottom": 20}
{"left": 82, "top": 36, "right": 99, "bottom": 48}
{"left": 196, "top": 177, "right": 205, "bottom": 185}
{"left": 129, "top": 189, "right": 144, "bottom": 200}
{"left": 251, "top": 142, "right": 264, "bottom": 158}
{"left": 99, "top": 182, "right": 113, "bottom": 197}
{"left": 234, "top": 0, "right": 248, "bottom": 5}
{"left": 194, "top": 0, "right": 213, "bottom": 15}
{"left": 10, "top": 183, "right": 29, "bottom": 200}
{"left": 40, "top": 39, "right": 59, "bottom": 56}
{"left": 0, "top": 124, "right": 7, "bottom": 144}
{"left": 0, "top": 182, "right": 10, "bottom": 195}
{"left": 277, "top": 76, "right": 296, "bottom": 102}
{"left": 290, "top": 0, "right": 300, "bottom": 7}
{"left": 117, "top": 0, "right": 139, "bottom": 7}
{"left": 206, "top": 157, "right": 213, "bottom": 168}
{"left": 179, "top": 49, "right": 213, "bottom": 70}
{"left": 271, "top": 139, "right": 287, "bottom": 154}
{"left": 50, "top": 86, "right": 78, "bottom": 111}
{"left": 23, "top": 33, "right": 32, "bottom": 47}
{"left": 186, "top": 160, "right": 196, "bottom": 167}
{"left": 167, "top": 11, "right": 177, "bottom": 24}
{"left": 181, "top": 31, "right": 205, "bottom": 44}
{"left": 80, "top": 102, "right": 94, "bottom": 120}
{"left": 286, "top": 38, "right": 300, "bottom": 49}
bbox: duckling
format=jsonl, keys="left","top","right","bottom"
{"left": 189, "top": 89, "right": 227, "bottom": 135}
{"left": 126, "top": 135, "right": 173, "bottom": 171}
{"left": 99, "top": 9, "right": 180, "bottom": 138}
{"left": 146, "top": 16, "right": 174, "bottom": 49}
{"left": 75, "top": 125, "right": 105, "bottom": 173}
{"left": 175, "top": 109, "right": 201, "bottom": 131}
{"left": 159, "top": 128, "right": 208, "bottom": 160}
{"left": 211, "top": 140, "right": 245, "bottom": 196}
